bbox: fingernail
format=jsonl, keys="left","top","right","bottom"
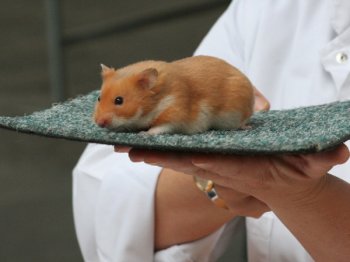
{"left": 191, "top": 157, "right": 210, "bottom": 168}
{"left": 254, "top": 98, "right": 270, "bottom": 112}
{"left": 262, "top": 101, "right": 270, "bottom": 111}
{"left": 145, "top": 161, "right": 159, "bottom": 166}
{"left": 129, "top": 155, "right": 144, "bottom": 162}
{"left": 193, "top": 163, "right": 210, "bottom": 169}
{"left": 128, "top": 149, "right": 152, "bottom": 163}
{"left": 114, "top": 146, "right": 131, "bottom": 153}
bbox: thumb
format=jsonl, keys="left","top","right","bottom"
{"left": 254, "top": 87, "right": 270, "bottom": 112}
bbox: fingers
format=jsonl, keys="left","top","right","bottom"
{"left": 128, "top": 149, "right": 189, "bottom": 166}
{"left": 114, "top": 146, "right": 131, "bottom": 153}
{"left": 253, "top": 87, "right": 270, "bottom": 112}
{"left": 192, "top": 144, "right": 350, "bottom": 183}
{"left": 215, "top": 184, "right": 270, "bottom": 218}
{"left": 125, "top": 144, "right": 349, "bottom": 201}
{"left": 304, "top": 143, "right": 349, "bottom": 168}
{"left": 116, "top": 147, "right": 199, "bottom": 175}
{"left": 191, "top": 154, "right": 265, "bottom": 180}
{"left": 127, "top": 149, "right": 223, "bottom": 180}
{"left": 281, "top": 143, "right": 350, "bottom": 178}
{"left": 129, "top": 149, "right": 182, "bottom": 163}
{"left": 127, "top": 149, "right": 271, "bottom": 218}
{"left": 127, "top": 148, "right": 267, "bottom": 191}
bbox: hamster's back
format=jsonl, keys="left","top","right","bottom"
{"left": 170, "top": 55, "right": 254, "bottom": 119}
{"left": 171, "top": 55, "right": 243, "bottom": 80}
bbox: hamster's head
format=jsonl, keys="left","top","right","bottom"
{"left": 93, "top": 64, "right": 159, "bottom": 131}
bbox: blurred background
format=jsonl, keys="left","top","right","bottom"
{"left": 0, "top": 0, "right": 229, "bottom": 261}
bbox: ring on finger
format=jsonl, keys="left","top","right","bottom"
{"left": 193, "top": 176, "right": 229, "bottom": 210}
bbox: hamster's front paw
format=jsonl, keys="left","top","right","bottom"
{"left": 139, "top": 130, "right": 151, "bottom": 136}
{"left": 140, "top": 124, "right": 174, "bottom": 135}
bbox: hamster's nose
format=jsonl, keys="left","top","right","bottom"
{"left": 96, "top": 118, "right": 110, "bottom": 128}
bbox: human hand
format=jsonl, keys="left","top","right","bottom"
{"left": 190, "top": 144, "right": 349, "bottom": 206}
{"left": 127, "top": 144, "right": 348, "bottom": 211}
{"left": 126, "top": 149, "right": 269, "bottom": 217}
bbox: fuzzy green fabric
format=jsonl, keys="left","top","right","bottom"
{"left": 0, "top": 90, "right": 349, "bottom": 154}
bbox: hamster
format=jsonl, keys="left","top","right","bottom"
{"left": 93, "top": 55, "right": 254, "bottom": 135}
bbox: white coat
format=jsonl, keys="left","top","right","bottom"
{"left": 73, "top": 0, "right": 350, "bottom": 261}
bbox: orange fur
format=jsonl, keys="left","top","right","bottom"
{"left": 93, "top": 56, "right": 254, "bottom": 134}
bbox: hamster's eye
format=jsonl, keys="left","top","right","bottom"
{"left": 97, "top": 96, "right": 101, "bottom": 102}
{"left": 114, "top": 96, "right": 124, "bottom": 105}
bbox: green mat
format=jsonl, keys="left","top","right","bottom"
{"left": 0, "top": 90, "right": 349, "bottom": 154}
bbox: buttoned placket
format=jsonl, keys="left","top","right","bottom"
{"left": 320, "top": 31, "right": 350, "bottom": 92}
{"left": 320, "top": 0, "right": 350, "bottom": 100}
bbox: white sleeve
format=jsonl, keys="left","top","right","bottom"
{"left": 73, "top": 143, "right": 162, "bottom": 262}
{"left": 194, "top": 0, "right": 246, "bottom": 72}
{"left": 73, "top": 144, "right": 229, "bottom": 262}
{"left": 155, "top": 226, "right": 226, "bottom": 262}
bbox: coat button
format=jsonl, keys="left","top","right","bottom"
{"left": 336, "top": 52, "right": 348, "bottom": 64}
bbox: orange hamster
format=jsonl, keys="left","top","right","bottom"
{"left": 93, "top": 55, "right": 254, "bottom": 135}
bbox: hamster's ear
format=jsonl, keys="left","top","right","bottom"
{"left": 100, "top": 64, "right": 115, "bottom": 79}
{"left": 136, "top": 68, "right": 158, "bottom": 89}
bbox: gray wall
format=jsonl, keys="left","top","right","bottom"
{"left": 0, "top": 0, "right": 228, "bottom": 261}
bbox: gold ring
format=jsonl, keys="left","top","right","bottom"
{"left": 193, "top": 176, "right": 229, "bottom": 210}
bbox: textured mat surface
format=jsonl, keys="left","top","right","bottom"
{"left": 0, "top": 90, "right": 349, "bottom": 154}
